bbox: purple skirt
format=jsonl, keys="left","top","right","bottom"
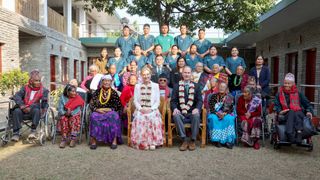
{"left": 90, "top": 111, "right": 123, "bottom": 144}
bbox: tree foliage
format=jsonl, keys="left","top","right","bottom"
{"left": 82, "top": 0, "right": 275, "bottom": 32}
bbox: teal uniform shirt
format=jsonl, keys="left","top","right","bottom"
{"left": 193, "top": 39, "right": 212, "bottom": 54}
{"left": 174, "top": 35, "right": 193, "bottom": 52}
{"left": 185, "top": 53, "right": 203, "bottom": 70}
{"left": 138, "top": 34, "right": 155, "bottom": 52}
{"left": 127, "top": 55, "right": 148, "bottom": 70}
{"left": 108, "top": 57, "right": 127, "bottom": 74}
{"left": 115, "top": 36, "right": 137, "bottom": 59}
{"left": 204, "top": 55, "right": 226, "bottom": 69}
{"left": 165, "top": 54, "right": 179, "bottom": 69}
{"left": 225, "top": 56, "right": 246, "bottom": 74}
{"left": 155, "top": 34, "right": 174, "bottom": 53}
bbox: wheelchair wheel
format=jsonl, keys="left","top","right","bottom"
{"left": 44, "top": 108, "right": 55, "bottom": 141}
{"left": 1, "top": 135, "right": 8, "bottom": 146}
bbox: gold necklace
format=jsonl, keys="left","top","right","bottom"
{"left": 99, "top": 88, "right": 111, "bottom": 105}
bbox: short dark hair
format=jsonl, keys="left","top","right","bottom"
{"left": 143, "top": 24, "right": 150, "bottom": 28}
{"left": 180, "top": 24, "right": 187, "bottom": 28}
{"left": 198, "top": 28, "right": 205, "bottom": 33}
{"left": 154, "top": 44, "right": 163, "bottom": 49}
{"left": 123, "top": 25, "right": 130, "bottom": 29}
{"left": 63, "top": 84, "right": 76, "bottom": 97}
{"left": 161, "top": 23, "right": 169, "bottom": 27}
{"left": 155, "top": 54, "right": 163, "bottom": 59}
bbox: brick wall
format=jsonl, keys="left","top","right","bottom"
{"left": 256, "top": 17, "right": 320, "bottom": 115}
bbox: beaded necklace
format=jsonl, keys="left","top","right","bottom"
{"left": 99, "top": 88, "right": 111, "bottom": 105}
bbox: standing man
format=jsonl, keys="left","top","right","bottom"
{"left": 193, "top": 29, "right": 212, "bottom": 58}
{"left": 155, "top": 24, "right": 174, "bottom": 56}
{"left": 171, "top": 66, "right": 203, "bottom": 151}
{"left": 174, "top": 24, "right": 193, "bottom": 57}
{"left": 116, "top": 25, "right": 137, "bottom": 59}
{"left": 138, "top": 24, "right": 155, "bottom": 58}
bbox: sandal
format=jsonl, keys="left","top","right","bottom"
{"left": 90, "top": 144, "right": 97, "bottom": 150}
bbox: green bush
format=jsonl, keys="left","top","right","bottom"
{"left": 50, "top": 87, "right": 64, "bottom": 108}
{"left": 0, "top": 69, "right": 29, "bottom": 96}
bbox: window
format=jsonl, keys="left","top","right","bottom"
{"left": 50, "top": 55, "right": 56, "bottom": 91}
{"left": 81, "top": 61, "right": 85, "bottom": 81}
{"left": 61, "top": 57, "right": 68, "bottom": 83}
{"left": 74, "top": 59, "right": 78, "bottom": 79}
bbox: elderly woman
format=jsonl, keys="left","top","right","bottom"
{"left": 228, "top": 65, "right": 248, "bottom": 96}
{"left": 274, "top": 73, "right": 313, "bottom": 144}
{"left": 192, "top": 62, "right": 208, "bottom": 88}
{"left": 80, "top": 65, "right": 99, "bottom": 92}
{"left": 207, "top": 82, "right": 236, "bottom": 149}
{"left": 120, "top": 74, "right": 138, "bottom": 107}
{"left": 108, "top": 64, "right": 121, "bottom": 90}
{"left": 237, "top": 86, "right": 262, "bottom": 149}
{"left": 130, "top": 67, "right": 163, "bottom": 150}
{"left": 89, "top": 75, "right": 123, "bottom": 150}
{"left": 122, "top": 60, "right": 140, "bottom": 87}
{"left": 58, "top": 84, "right": 84, "bottom": 148}
{"left": 203, "top": 77, "right": 219, "bottom": 108}
{"left": 210, "top": 64, "right": 228, "bottom": 83}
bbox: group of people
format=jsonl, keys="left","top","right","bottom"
{"left": 9, "top": 23, "right": 316, "bottom": 152}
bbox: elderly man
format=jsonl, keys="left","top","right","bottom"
{"left": 171, "top": 66, "right": 203, "bottom": 151}
{"left": 11, "top": 70, "right": 49, "bottom": 142}
{"left": 274, "top": 73, "right": 313, "bottom": 143}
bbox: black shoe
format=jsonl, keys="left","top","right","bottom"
{"left": 214, "top": 142, "right": 222, "bottom": 148}
{"left": 296, "top": 133, "right": 303, "bottom": 144}
{"left": 316, "top": 126, "right": 320, "bottom": 132}
{"left": 110, "top": 144, "right": 117, "bottom": 150}
{"left": 90, "top": 144, "right": 97, "bottom": 150}
{"left": 225, "top": 142, "right": 234, "bottom": 149}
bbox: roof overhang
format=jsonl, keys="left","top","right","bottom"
{"left": 226, "top": 0, "right": 320, "bottom": 48}
{"left": 79, "top": 37, "right": 117, "bottom": 47}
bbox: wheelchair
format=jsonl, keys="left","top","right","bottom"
{"left": 1, "top": 97, "right": 55, "bottom": 146}
{"left": 51, "top": 92, "right": 90, "bottom": 145}
{"left": 269, "top": 109, "right": 316, "bottom": 151}
{"left": 234, "top": 93, "right": 268, "bottom": 147}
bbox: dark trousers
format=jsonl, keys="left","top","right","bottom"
{"left": 285, "top": 110, "right": 304, "bottom": 137}
{"left": 12, "top": 107, "right": 41, "bottom": 132}
{"left": 173, "top": 113, "right": 200, "bottom": 141}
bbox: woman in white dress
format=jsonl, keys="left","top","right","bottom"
{"left": 130, "top": 67, "right": 164, "bottom": 150}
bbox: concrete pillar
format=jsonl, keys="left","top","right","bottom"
{"left": 78, "top": 7, "right": 87, "bottom": 37}
{"left": 39, "top": 0, "right": 48, "bottom": 26}
{"left": 63, "top": 0, "right": 72, "bottom": 37}
{"left": 2, "top": 0, "right": 16, "bottom": 12}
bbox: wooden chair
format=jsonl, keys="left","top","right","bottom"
{"left": 127, "top": 97, "right": 167, "bottom": 146}
{"left": 167, "top": 99, "right": 207, "bottom": 148}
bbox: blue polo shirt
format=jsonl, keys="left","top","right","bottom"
{"left": 165, "top": 54, "right": 179, "bottom": 69}
{"left": 108, "top": 57, "right": 127, "bottom": 74}
{"left": 225, "top": 56, "right": 247, "bottom": 74}
{"left": 138, "top": 34, "right": 155, "bottom": 51}
{"left": 127, "top": 55, "right": 148, "bottom": 70}
{"left": 155, "top": 34, "right": 174, "bottom": 53}
{"left": 193, "top": 39, "right": 212, "bottom": 54}
{"left": 115, "top": 36, "right": 137, "bottom": 59}
{"left": 204, "top": 55, "right": 225, "bottom": 69}
{"left": 174, "top": 35, "right": 193, "bottom": 52}
{"left": 185, "top": 54, "right": 203, "bottom": 70}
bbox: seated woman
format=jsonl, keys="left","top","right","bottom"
{"left": 158, "top": 73, "right": 171, "bottom": 100}
{"left": 122, "top": 60, "right": 141, "bottom": 87}
{"left": 202, "top": 77, "right": 219, "bottom": 108}
{"left": 108, "top": 64, "right": 121, "bottom": 90}
{"left": 89, "top": 75, "right": 123, "bottom": 150}
{"left": 58, "top": 84, "right": 84, "bottom": 148}
{"left": 120, "top": 74, "right": 138, "bottom": 107}
{"left": 207, "top": 82, "right": 236, "bottom": 149}
{"left": 274, "top": 73, "right": 313, "bottom": 144}
{"left": 130, "top": 67, "right": 164, "bottom": 150}
{"left": 228, "top": 65, "right": 248, "bottom": 97}
{"left": 237, "top": 86, "right": 262, "bottom": 149}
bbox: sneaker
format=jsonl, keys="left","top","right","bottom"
{"left": 179, "top": 141, "right": 189, "bottom": 151}
{"left": 149, "top": 145, "right": 156, "bottom": 151}
{"left": 28, "top": 131, "right": 37, "bottom": 139}
{"left": 11, "top": 134, "right": 20, "bottom": 142}
{"left": 69, "top": 140, "right": 76, "bottom": 148}
{"left": 189, "top": 141, "right": 196, "bottom": 151}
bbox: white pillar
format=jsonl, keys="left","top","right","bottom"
{"left": 78, "top": 7, "right": 87, "bottom": 37}
{"left": 2, "top": 0, "right": 16, "bottom": 12}
{"left": 39, "top": 0, "right": 48, "bottom": 26}
{"left": 63, "top": 0, "right": 72, "bottom": 37}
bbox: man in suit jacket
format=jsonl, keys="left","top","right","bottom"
{"left": 248, "top": 55, "right": 270, "bottom": 97}
{"left": 171, "top": 66, "right": 203, "bottom": 151}
{"left": 151, "top": 55, "right": 170, "bottom": 83}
